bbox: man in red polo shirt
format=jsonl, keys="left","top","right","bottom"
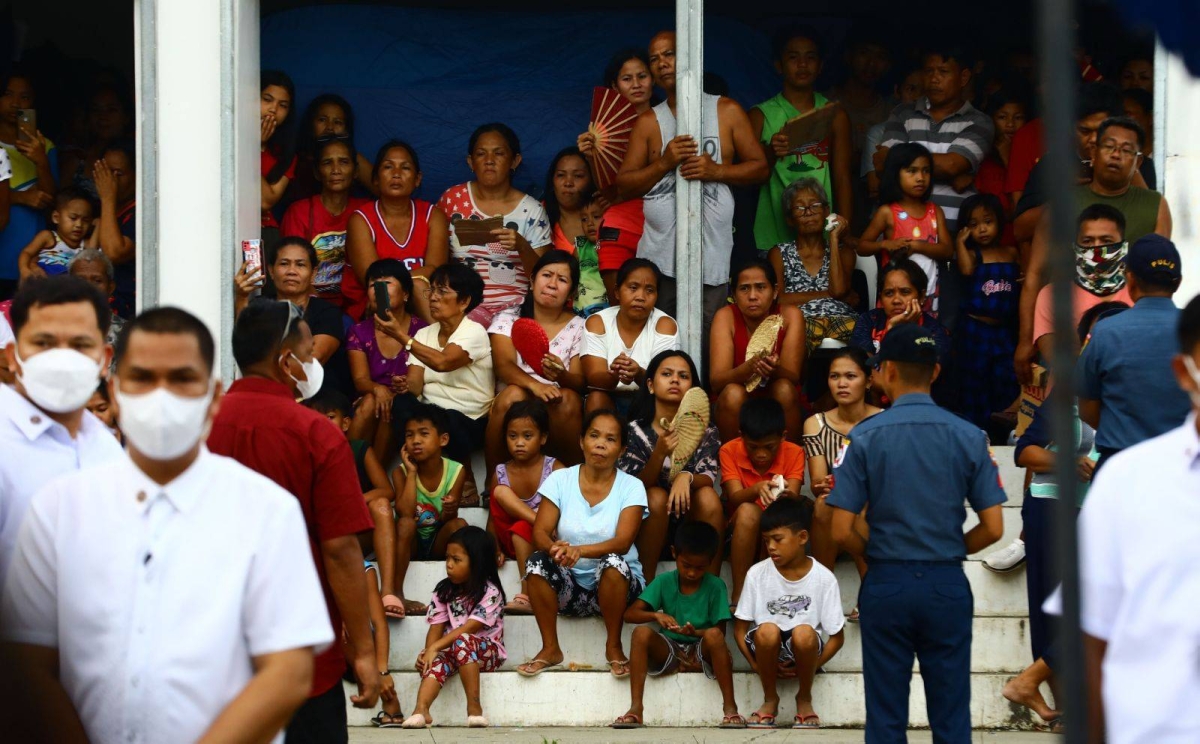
{"left": 208, "top": 298, "right": 379, "bottom": 743}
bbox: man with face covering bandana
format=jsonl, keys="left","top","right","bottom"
{"left": 207, "top": 297, "right": 379, "bottom": 744}
{"left": 0, "top": 307, "right": 333, "bottom": 744}
{"left": 1078, "top": 233, "right": 1190, "bottom": 471}
{"left": 0, "top": 275, "right": 123, "bottom": 588}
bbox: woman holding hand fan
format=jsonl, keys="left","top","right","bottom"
{"left": 709, "top": 256, "right": 806, "bottom": 443}
{"left": 487, "top": 250, "right": 588, "bottom": 482}
{"left": 617, "top": 350, "right": 723, "bottom": 580}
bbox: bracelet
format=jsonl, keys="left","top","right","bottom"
{"left": 405, "top": 338, "right": 415, "bottom": 352}
{"left": 412, "top": 275, "right": 430, "bottom": 283}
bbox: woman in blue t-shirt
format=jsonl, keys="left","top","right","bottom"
{"left": 517, "top": 409, "right": 649, "bottom": 679}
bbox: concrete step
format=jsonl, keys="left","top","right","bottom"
{"left": 345, "top": 670, "right": 1047, "bottom": 729}
{"left": 382, "top": 615, "right": 1032, "bottom": 674}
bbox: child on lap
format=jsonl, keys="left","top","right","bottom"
{"left": 615, "top": 522, "right": 744, "bottom": 729}
{"left": 735, "top": 499, "right": 844, "bottom": 729}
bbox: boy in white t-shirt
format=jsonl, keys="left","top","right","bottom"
{"left": 734, "top": 498, "right": 845, "bottom": 729}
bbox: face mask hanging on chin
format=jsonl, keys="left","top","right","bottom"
{"left": 283, "top": 352, "right": 325, "bottom": 400}
{"left": 1074, "top": 241, "right": 1128, "bottom": 296}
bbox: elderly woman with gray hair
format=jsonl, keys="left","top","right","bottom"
{"left": 68, "top": 248, "right": 124, "bottom": 372}
{"left": 766, "top": 178, "right": 858, "bottom": 351}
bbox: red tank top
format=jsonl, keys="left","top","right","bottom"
{"left": 342, "top": 199, "right": 434, "bottom": 318}
{"left": 731, "top": 302, "right": 784, "bottom": 367}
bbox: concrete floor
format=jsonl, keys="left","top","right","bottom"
{"left": 350, "top": 727, "right": 1059, "bottom": 742}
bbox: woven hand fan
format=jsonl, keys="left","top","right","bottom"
{"left": 511, "top": 318, "right": 564, "bottom": 377}
{"left": 588, "top": 87, "right": 638, "bottom": 189}
{"left": 661, "top": 387, "right": 711, "bottom": 481}
{"left": 744, "top": 314, "right": 785, "bottom": 392}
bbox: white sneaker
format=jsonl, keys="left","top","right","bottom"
{"left": 983, "top": 538, "right": 1026, "bottom": 573}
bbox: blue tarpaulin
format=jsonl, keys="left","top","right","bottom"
{"left": 262, "top": 6, "right": 782, "bottom": 202}
{"left": 1113, "top": 0, "right": 1200, "bottom": 76}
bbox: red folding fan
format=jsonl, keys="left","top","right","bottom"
{"left": 588, "top": 87, "right": 639, "bottom": 189}
{"left": 511, "top": 317, "right": 561, "bottom": 376}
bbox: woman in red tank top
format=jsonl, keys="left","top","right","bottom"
{"left": 344, "top": 140, "right": 449, "bottom": 321}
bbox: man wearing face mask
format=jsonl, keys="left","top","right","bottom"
{"left": 1078, "top": 234, "right": 1190, "bottom": 471}
{"left": 0, "top": 275, "right": 123, "bottom": 588}
{"left": 207, "top": 298, "right": 379, "bottom": 743}
{"left": 0, "top": 307, "right": 333, "bottom": 743}
{"left": 1072, "top": 294, "right": 1200, "bottom": 742}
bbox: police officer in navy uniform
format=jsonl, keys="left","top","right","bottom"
{"left": 827, "top": 323, "right": 1007, "bottom": 742}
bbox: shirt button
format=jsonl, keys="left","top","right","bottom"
{"left": 30, "top": 415, "right": 41, "bottom": 425}
{"left": 136, "top": 491, "right": 147, "bottom": 503}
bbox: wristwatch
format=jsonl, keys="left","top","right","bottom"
{"left": 405, "top": 338, "right": 414, "bottom": 352}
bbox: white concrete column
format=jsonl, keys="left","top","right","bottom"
{"left": 1161, "top": 49, "right": 1200, "bottom": 304}
{"left": 674, "top": 0, "right": 704, "bottom": 362}
{"left": 135, "top": 0, "right": 259, "bottom": 378}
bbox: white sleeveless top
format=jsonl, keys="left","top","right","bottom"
{"left": 583, "top": 306, "right": 680, "bottom": 392}
{"left": 637, "top": 94, "right": 735, "bottom": 286}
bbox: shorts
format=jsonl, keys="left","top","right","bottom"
{"left": 489, "top": 496, "right": 534, "bottom": 558}
{"left": 524, "top": 550, "right": 645, "bottom": 617}
{"left": 648, "top": 631, "right": 716, "bottom": 679}
{"left": 415, "top": 525, "right": 442, "bottom": 560}
{"left": 744, "top": 624, "right": 825, "bottom": 665}
{"left": 421, "top": 633, "right": 505, "bottom": 686}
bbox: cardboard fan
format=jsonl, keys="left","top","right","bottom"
{"left": 511, "top": 318, "right": 564, "bottom": 377}
{"left": 453, "top": 215, "right": 504, "bottom": 247}
{"left": 588, "top": 87, "right": 639, "bottom": 189}
{"left": 744, "top": 314, "right": 784, "bottom": 391}
{"left": 661, "top": 387, "right": 711, "bottom": 481}
{"left": 780, "top": 102, "right": 839, "bottom": 155}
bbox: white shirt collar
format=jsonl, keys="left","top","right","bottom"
{"left": 1180, "top": 413, "right": 1200, "bottom": 469}
{"left": 126, "top": 447, "right": 212, "bottom": 515}
{"left": 0, "top": 383, "right": 106, "bottom": 443}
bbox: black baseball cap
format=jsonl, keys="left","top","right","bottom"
{"left": 1127, "top": 233, "right": 1182, "bottom": 283}
{"left": 867, "top": 323, "right": 939, "bottom": 367}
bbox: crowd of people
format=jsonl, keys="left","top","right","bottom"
{"left": 0, "top": 16, "right": 1196, "bottom": 744}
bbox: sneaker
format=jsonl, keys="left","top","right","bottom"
{"left": 983, "top": 538, "right": 1026, "bottom": 573}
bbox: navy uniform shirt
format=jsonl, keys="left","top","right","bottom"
{"left": 827, "top": 393, "right": 1007, "bottom": 562}
{"left": 1078, "top": 297, "right": 1191, "bottom": 451}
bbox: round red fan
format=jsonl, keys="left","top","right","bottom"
{"left": 588, "top": 87, "right": 638, "bottom": 189}
{"left": 511, "top": 318, "right": 552, "bottom": 375}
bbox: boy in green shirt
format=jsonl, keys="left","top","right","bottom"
{"left": 575, "top": 190, "right": 609, "bottom": 316}
{"left": 612, "top": 523, "right": 744, "bottom": 729}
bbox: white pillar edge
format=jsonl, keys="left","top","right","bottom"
{"left": 674, "top": 0, "right": 704, "bottom": 363}
{"left": 1161, "top": 48, "right": 1200, "bottom": 305}
{"left": 133, "top": 0, "right": 158, "bottom": 313}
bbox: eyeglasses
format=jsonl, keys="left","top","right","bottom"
{"left": 1097, "top": 142, "right": 1141, "bottom": 159}
{"left": 280, "top": 300, "right": 303, "bottom": 343}
{"left": 421, "top": 286, "right": 458, "bottom": 300}
{"left": 791, "top": 202, "right": 827, "bottom": 216}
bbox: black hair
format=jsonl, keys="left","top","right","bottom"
{"left": 299, "top": 93, "right": 355, "bottom": 156}
{"left": 54, "top": 185, "right": 97, "bottom": 214}
{"left": 503, "top": 398, "right": 550, "bottom": 436}
{"left": 10, "top": 275, "right": 112, "bottom": 338}
{"left": 983, "top": 81, "right": 1033, "bottom": 119}
{"left": 603, "top": 48, "right": 651, "bottom": 88}
{"left": 544, "top": 147, "right": 594, "bottom": 227}
{"left": 314, "top": 137, "right": 359, "bottom": 179}
{"left": 115, "top": 306, "right": 215, "bottom": 374}
{"left": 1076, "top": 203, "right": 1126, "bottom": 239}
{"left": 271, "top": 236, "right": 319, "bottom": 275}
{"left": 582, "top": 407, "right": 628, "bottom": 448}
{"left": 731, "top": 255, "right": 778, "bottom": 289}
{"left": 406, "top": 402, "right": 449, "bottom": 436}
{"left": 467, "top": 122, "right": 521, "bottom": 157}
{"left": 1096, "top": 115, "right": 1147, "bottom": 152}
{"left": 520, "top": 249, "right": 580, "bottom": 318}
{"left": 1078, "top": 301, "right": 1130, "bottom": 345}
{"left": 879, "top": 143, "right": 933, "bottom": 205}
{"left": 578, "top": 188, "right": 603, "bottom": 210}
{"left": 371, "top": 139, "right": 421, "bottom": 181}
{"left": 0, "top": 65, "right": 34, "bottom": 96}
{"left": 922, "top": 44, "right": 975, "bottom": 75}
{"left": 1121, "top": 87, "right": 1153, "bottom": 115}
{"left": 828, "top": 346, "right": 872, "bottom": 376}
{"left": 1178, "top": 294, "right": 1200, "bottom": 355}
{"left": 304, "top": 389, "right": 354, "bottom": 419}
{"left": 101, "top": 139, "right": 137, "bottom": 171}
{"left": 92, "top": 379, "right": 112, "bottom": 403}
{"left": 879, "top": 257, "right": 929, "bottom": 299}
{"left": 739, "top": 398, "right": 786, "bottom": 441}
{"left": 430, "top": 263, "right": 484, "bottom": 312}
{"left": 232, "top": 298, "right": 302, "bottom": 371}
{"left": 365, "top": 258, "right": 416, "bottom": 315}
{"left": 957, "top": 193, "right": 1008, "bottom": 247}
{"left": 771, "top": 23, "right": 823, "bottom": 61}
{"left": 261, "top": 70, "right": 297, "bottom": 184}
{"left": 631, "top": 350, "right": 701, "bottom": 426}
{"left": 673, "top": 521, "right": 720, "bottom": 561}
{"left": 433, "top": 526, "right": 506, "bottom": 611}
{"left": 615, "top": 257, "right": 662, "bottom": 288}
{"left": 760, "top": 497, "right": 814, "bottom": 533}
{"left": 1077, "top": 81, "right": 1124, "bottom": 123}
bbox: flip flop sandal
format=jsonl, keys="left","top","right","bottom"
{"left": 747, "top": 712, "right": 778, "bottom": 729}
{"left": 505, "top": 593, "right": 534, "bottom": 615}
{"left": 608, "top": 659, "right": 631, "bottom": 679}
{"left": 847, "top": 605, "right": 860, "bottom": 623}
{"left": 382, "top": 595, "right": 405, "bottom": 619}
{"left": 611, "top": 713, "right": 643, "bottom": 729}
{"left": 793, "top": 713, "right": 821, "bottom": 729}
{"left": 744, "top": 314, "right": 784, "bottom": 391}
{"left": 466, "top": 715, "right": 489, "bottom": 728}
{"left": 516, "top": 658, "right": 562, "bottom": 677}
{"left": 371, "top": 711, "right": 404, "bottom": 728}
{"left": 719, "top": 713, "right": 748, "bottom": 729}
{"left": 665, "top": 387, "right": 711, "bottom": 481}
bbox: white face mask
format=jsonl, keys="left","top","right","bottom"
{"left": 115, "top": 384, "right": 214, "bottom": 460}
{"left": 1183, "top": 356, "right": 1200, "bottom": 409}
{"left": 285, "top": 353, "right": 324, "bottom": 400}
{"left": 14, "top": 346, "right": 103, "bottom": 413}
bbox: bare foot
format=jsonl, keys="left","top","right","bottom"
{"left": 1003, "top": 672, "right": 1058, "bottom": 721}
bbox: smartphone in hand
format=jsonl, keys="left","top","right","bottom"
{"left": 17, "top": 109, "right": 36, "bottom": 142}
{"left": 373, "top": 280, "right": 391, "bottom": 321}
{"left": 241, "top": 239, "right": 264, "bottom": 277}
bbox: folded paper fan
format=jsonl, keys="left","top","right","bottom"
{"left": 511, "top": 318, "right": 552, "bottom": 376}
{"left": 588, "top": 87, "right": 638, "bottom": 189}
{"left": 744, "top": 314, "right": 785, "bottom": 392}
{"left": 665, "top": 387, "right": 711, "bottom": 481}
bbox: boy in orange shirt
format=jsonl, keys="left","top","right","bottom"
{"left": 720, "top": 398, "right": 806, "bottom": 604}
